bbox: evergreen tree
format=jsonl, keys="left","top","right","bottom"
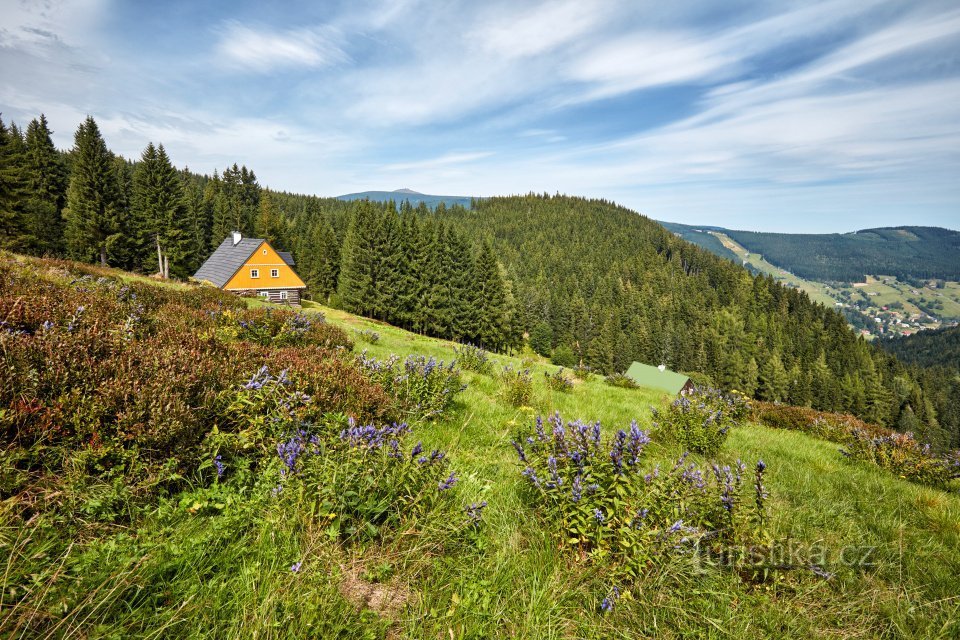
{"left": 63, "top": 116, "right": 124, "bottom": 266}
{"left": 132, "top": 143, "right": 187, "bottom": 277}
{"left": 0, "top": 117, "right": 29, "bottom": 251}
{"left": 338, "top": 201, "right": 379, "bottom": 317}
{"left": 758, "top": 351, "right": 789, "bottom": 402}
{"left": 22, "top": 114, "right": 67, "bottom": 255}
{"left": 470, "top": 240, "right": 508, "bottom": 349}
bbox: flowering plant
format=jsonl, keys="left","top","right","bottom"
{"left": 513, "top": 412, "right": 769, "bottom": 579}
{"left": 651, "top": 387, "right": 749, "bottom": 457}
{"left": 356, "top": 352, "right": 465, "bottom": 421}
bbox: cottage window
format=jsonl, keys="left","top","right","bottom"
{"left": 263, "top": 249, "right": 267, "bottom": 255}
{"left": 271, "top": 269, "right": 279, "bottom": 278}
{"left": 250, "top": 269, "right": 259, "bottom": 278}
{"left": 280, "top": 291, "right": 288, "bottom": 300}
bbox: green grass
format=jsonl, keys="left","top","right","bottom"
{"left": 298, "top": 297, "right": 960, "bottom": 638}
{"left": 4, "top": 278, "right": 960, "bottom": 639}
{"left": 710, "top": 232, "right": 842, "bottom": 307}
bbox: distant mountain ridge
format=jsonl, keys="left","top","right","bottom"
{"left": 337, "top": 189, "right": 476, "bottom": 210}
{"left": 658, "top": 221, "right": 960, "bottom": 282}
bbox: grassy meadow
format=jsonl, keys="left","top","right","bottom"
{"left": 2, "top": 253, "right": 959, "bottom": 639}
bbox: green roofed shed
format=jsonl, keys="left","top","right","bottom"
{"left": 625, "top": 362, "right": 694, "bottom": 396}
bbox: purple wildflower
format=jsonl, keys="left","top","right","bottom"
{"left": 438, "top": 471, "right": 458, "bottom": 491}
{"left": 512, "top": 440, "right": 527, "bottom": 463}
{"left": 290, "top": 561, "right": 302, "bottom": 573}
{"left": 464, "top": 501, "right": 488, "bottom": 524}
{"left": 594, "top": 508, "right": 605, "bottom": 524}
{"left": 214, "top": 454, "right": 225, "bottom": 479}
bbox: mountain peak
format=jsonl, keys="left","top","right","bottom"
{"left": 392, "top": 188, "right": 423, "bottom": 195}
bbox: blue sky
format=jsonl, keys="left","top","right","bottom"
{"left": 1, "top": 0, "right": 958, "bottom": 232}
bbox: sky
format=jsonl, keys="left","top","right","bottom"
{"left": 1, "top": 0, "right": 959, "bottom": 232}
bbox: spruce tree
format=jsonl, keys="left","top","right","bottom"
{"left": 63, "top": 116, "right": 124, "bottom": 266}
{"left": 0, "top": 117, "right": 29, "bottom": 251}
{"left": 23, "top": 114, "right": 68, "bottom": 255}
{"left": 132, "top": 143, "right": 187, "bottom": 276}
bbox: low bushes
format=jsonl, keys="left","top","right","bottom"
{"left": 751, "top": 401, "right": 959, "bottom": 489}
{"left": 0, "top": 254, "right": 377, "bottom": 477}
{"left": 841, "top": 429, "right": 960, "bottom": 487}
{"left": 604, "top": 373, "right": 638, "bottom": 389}
{"left": 357, "top": 328, "right": 380, "bottom": 344}
{"left": 651, "top": 388, "right": 750, "bottom": 457}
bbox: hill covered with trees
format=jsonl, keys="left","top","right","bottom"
{"left": 880, "top": 325, "right": 960, "bottom": 372}
{"left": 0, "top": 112, "right": 956, "bottom": 447}
{"left": 724, "top": 226, "right": 960, "bottom": 282}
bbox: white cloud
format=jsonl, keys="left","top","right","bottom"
{"left": 471, "top": 0, "right": 609, "bottom": 59}
{"left": 382, "top": 152, "right": 494, "bottom": 172}
{"left": 214, "top": 21, "right": 347, "bottom": 73}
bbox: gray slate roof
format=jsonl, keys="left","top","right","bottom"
{"left": 193, "top": 237, "right": 266, "bottom": 288}
{"left": 277, "top": 251, "right": 295, "bottom": 266}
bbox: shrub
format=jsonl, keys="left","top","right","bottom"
{"left": 572, "top": 364, "right": 592, "bottom": 380}
{"left": 544, "top": 368, "right": 574, "bottom": 393}
{"left": 213, "top": 308, "right": 352, "bottom": 349}
{"left": 498, "top": 365, "right": 533, "bottom": 407}
{"left": 512, "top": 412, "right": 769, "bottom": 579}
{"left": 357, "top": 328, "right": 381, "bottom": 344}
{"left": 841, "top": 429, "right": 960, "bottom": 487}
{"left": 355, "top": 352, "right": 465, "bottom": 421}
{"left": 750, "top": 401, "right": 960, "bottom": 488}
{"left": 453, "top": 343, "right": 493, "bottom": 375}
{"left": 271, "top": 418, "right": 458, "bottom": 540}
{"left": 604, "top": 373, "right": 638, "bottom": 389}
{"left": 550, "top": 345, "right": 577, "bottom": 368}
{"left": 651, "top": 388, "right": 749, "bottom": 457}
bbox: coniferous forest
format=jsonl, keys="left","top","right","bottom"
{"left": 1, "top": 113, "right": 957, "bottom": 448}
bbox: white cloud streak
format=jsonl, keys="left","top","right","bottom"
{"left": 214, "top": 21, "right": 347, "bottom": 73}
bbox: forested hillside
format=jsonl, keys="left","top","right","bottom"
{"left": 725, "top": 226, "right": 960, "bottom": 282}
{"left": 880, "top": 325, "right": 960, "bottom": 372}
{"left": 337, "top": 189, "right": 475, "bottom": 210}
{"left": 657, "top": 220, "right": 740, "bottom": 263}
{"left": 0, "top": 113, "right": 956, "bottom": 447}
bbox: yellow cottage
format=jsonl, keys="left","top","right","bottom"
{"left": 192, "top": 231, "right": 307, "bottom": 304}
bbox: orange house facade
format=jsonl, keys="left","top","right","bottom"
{"left": 193, "top": 232, "right": 307, "bottom": 304}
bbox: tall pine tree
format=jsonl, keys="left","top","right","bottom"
{"left": 63, "top": 116, "right": 124, "bottom": 266}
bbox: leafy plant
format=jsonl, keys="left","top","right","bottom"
{"left": 841, "top": 429, "right": 960, "bottom": 487}
{"left": 604, "top": 373, "right": 638, "bottom": 389}
{"left": 544, "top": 368, "right": 573, "bottom": 393}
{"left": 650, "top": 387, "right": 749, "bottom": 457}
{"left": 355, "top": 352, "right": 465, "bottom": 421}
{"left": 357, "top": 328, "right": 381, "bottom": 344}
{"left": 512, "top": 412, "right": 769, "bottom": 580}
{"left": 453, "top": 343, "right": 493, "bottom": 375}
{"left": 498, "top": 365, "right": 533, "bottom": 407}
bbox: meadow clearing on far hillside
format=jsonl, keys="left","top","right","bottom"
{"left": 1, "top": 252, "right": 958, "bottom": 639}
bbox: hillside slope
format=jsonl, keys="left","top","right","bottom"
{"left": 3, "top": 253, "right": 958, "bottom": 638}
{"left": 880, "top": 324, "right": 960, "bottom": 372}
{"left": 336, "top": 189, "right": 475, "bottom": 209}
{"left": 726, "top": 226, "right": 960, "bottom": 282}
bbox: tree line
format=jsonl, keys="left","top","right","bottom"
{"left": 0, "top": 113, "right": 956, "bottom": 447}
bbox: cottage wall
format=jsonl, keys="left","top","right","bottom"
{"left": 223, "top": 242, "right": 306, "bottom": 291}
